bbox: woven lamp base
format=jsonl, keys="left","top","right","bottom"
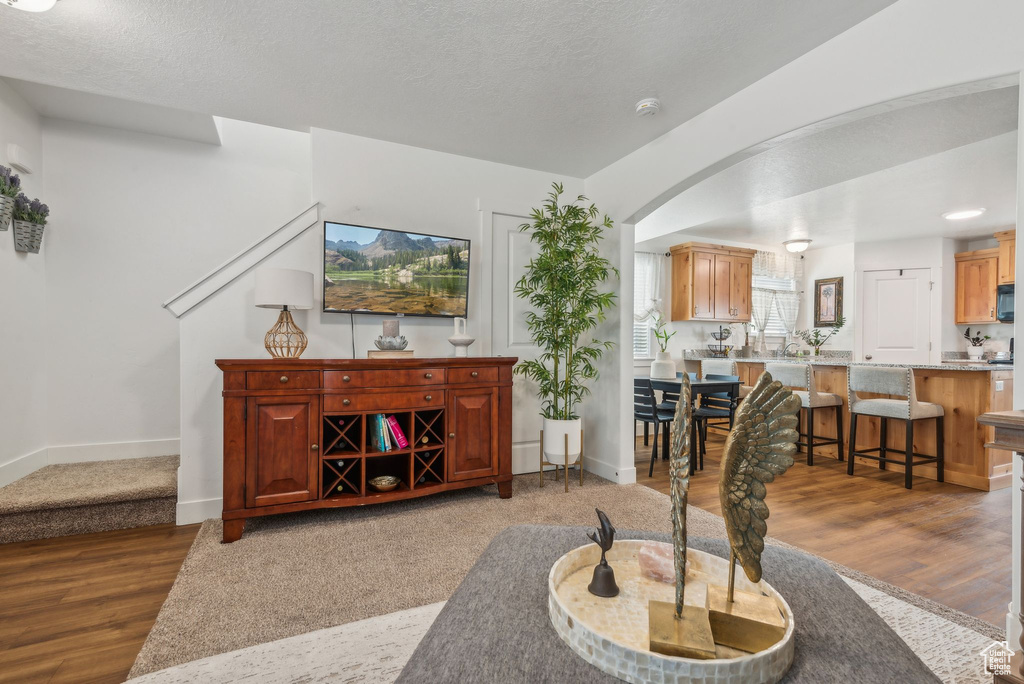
{"left": 265, "top": 309, "right": 308, "bottom": 359}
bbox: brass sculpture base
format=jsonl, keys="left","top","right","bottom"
{"left": 648, "top": 600, "right": 716, "bottom": 660}
{"left": 707, "top": 585, "right": 787, "bottom": 653}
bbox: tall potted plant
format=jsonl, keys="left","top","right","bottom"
{"left": 515, "top": 183, "right": 618, "bottom": 465}
{"left": 12, "top": 193, "right": 49, "bottom": 253}
{"left": 0, "top": 165, "right": 22, "bottom": 231}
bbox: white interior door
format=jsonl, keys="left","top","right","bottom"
{"left": 861, "top": 268, "right": 931, "bottom": 364}
{"left": 489, "top": 211, "right": 544, "bottom": 474}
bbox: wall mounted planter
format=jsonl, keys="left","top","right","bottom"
{"left": 13, "top": 220, "right": 44, "bottom": 253}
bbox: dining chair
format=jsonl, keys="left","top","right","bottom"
{"left": 634, "top": 378, "right": 675, "bottom": 477}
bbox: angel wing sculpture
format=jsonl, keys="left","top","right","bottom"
{"left": 668, "top": 372, "right": 692, "bottom": 618}
{"left": 718, "top": 370, "right": 801, "bottom": 595}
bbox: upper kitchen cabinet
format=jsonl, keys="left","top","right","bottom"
{"left": 954, "top": 248, "right": 999, "bottom": 324}
{"left": 995, "top": 229, "right": 1015, "bottom": 285}
{"left": 670, "top": 243, "right": 754, "bottom": 322}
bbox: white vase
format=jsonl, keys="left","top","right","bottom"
{"left": 967, "top": 345, "right": 984, "bottom": 361}
{"left": 543, "top": 417, "right": 582, "bottom": 465}
{"left": 447, "top": 317, "right": 475, "bottom": 357}
{"left": 649, "top": 351, "right": 676, "bottom": 379}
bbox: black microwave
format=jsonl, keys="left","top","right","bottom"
{"left": 997, "top": 284, "right": 1014, "bottom": 322}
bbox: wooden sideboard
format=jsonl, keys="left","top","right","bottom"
{"left": 216, "top": 357, "right": 517, "bottom": 542}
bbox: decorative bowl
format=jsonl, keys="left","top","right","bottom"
{"left": 374, "top": 335, "right": 409, "bottom": 351}
{"left": 711, "top": 331, "right": 732, "bottom": 341}
{"left": 548, "top": 540, "right": 795, "bottom": 683}
{"left": 368, "top": 475, "right": 401, "bottom": 492}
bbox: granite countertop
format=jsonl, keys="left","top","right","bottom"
{"left": 681, "top": 351, "right": 1011, "bottom": 372}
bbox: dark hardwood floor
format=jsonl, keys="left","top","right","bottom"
{"left": 635, "top": 430, "right": 1012, "bottom": 627}
{"left": 0, "top": 523, "right": 200, "bottom": 684}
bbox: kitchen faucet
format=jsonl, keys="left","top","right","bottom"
{"left": 779, "top": 342, "right": 798, "bottom": 358}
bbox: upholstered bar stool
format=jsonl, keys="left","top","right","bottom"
{"left": 847, "top": 366, "right": 944, "bottom": 489}
{"left": 765, "top": 362, "right": 844, "bottom": 466}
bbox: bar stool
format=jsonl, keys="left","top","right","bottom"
{"left": 847, "top": 366, "right": 944, "bottom": 489}
{"left": 765, "top": 362, "right": 844, "bottom": 466}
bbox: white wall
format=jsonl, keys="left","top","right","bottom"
{"left": 0, "top": 79, "right": 46, "bottom": 485}
{"left": 40, "top": 118, "right": 311, "bottom": 459}
{"left": 176, "top": 129, "right": 587, "bottom": 522}
{"left": 798, "top": 245, "right": 855, "bottom": 352}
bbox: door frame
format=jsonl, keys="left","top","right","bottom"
{"left": 855, "top": 266, "right": 941, "bottom": 365}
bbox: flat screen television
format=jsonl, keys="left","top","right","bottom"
{"left": 323, "top": 221, "right": 470, "bottom": 317}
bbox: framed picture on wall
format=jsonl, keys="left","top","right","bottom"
{"left": 814, "top": 277, "right": 843, "bottom": 327}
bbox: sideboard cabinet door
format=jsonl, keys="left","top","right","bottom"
{"left": 448, "top": 387, "right": 499, "bottom": 481}
{"left": 245, "top": 395, "right": 319, "bottom": 507}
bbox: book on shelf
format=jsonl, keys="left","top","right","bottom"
{"left": 381, "top": 414, "right": 392, "bottom": 450}
{"left": 386, "top": 415, "right": 409, "bottom": 449}
{"left": 377, "top": 414, "right": 390, "bottom": 452}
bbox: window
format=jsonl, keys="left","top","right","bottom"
{"left": 752, "top": 275, "right": 796, "bottom": 337}
{"left": 633, "top": 322, "right": 651, "bottom": 359}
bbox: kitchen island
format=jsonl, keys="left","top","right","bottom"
{"left": 685, "top": 355, "right": 1013, "bottom": 491}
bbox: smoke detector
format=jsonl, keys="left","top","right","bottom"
{"left": 635, "top": 98, "right": 661, "bottom": 117}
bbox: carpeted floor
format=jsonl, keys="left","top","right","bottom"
{"left": 0, "top": 455, "right": 179, "bottom": 543}
{"left": 129, "top": 471, "right": 1003, "bottom": 678}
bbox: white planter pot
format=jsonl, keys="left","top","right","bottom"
{"left": 649, "top": 351, "right": 676, "bottom": 379}
{"left": 967, "top": 345, "right": 984, "bottom": 361}
{"left": 543, "top": 417, "right": 582, "bottom": 465}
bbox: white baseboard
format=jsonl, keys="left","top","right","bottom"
{"left": 0, "top": 447, "right": 48, "bottom": 487}
{"left": 584, "top": 456, "right": 636, "bottom": 484}
{"left": 177, "top": 497, "right": 221, "bottom": 525}
{"left": 47, "top": 438, "right": 180, "bottom": 464}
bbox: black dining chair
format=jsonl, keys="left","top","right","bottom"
{"left": 634, "top": 379, "right": 675, "bottom": 477}
{"left": 657, "top": 372, "right": 698, "bottom": 413}
{"left": 699, "top": 373, "right": 740, "bottom": 436}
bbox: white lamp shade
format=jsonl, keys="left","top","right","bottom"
{"left": 255, "top": 268, "right": 314, "bottom": 310}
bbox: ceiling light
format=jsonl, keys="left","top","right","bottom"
{"left": 942, "top": 208, "right": 986, "bottom": 220}
{"left": 635, "top": 98, "right": 661, "bottom": 117}
{"left": 783, "top": 239, "right": 811, "bottom": 253}
{"left": 3, "top": 0, "right": 57, "bottom": 11}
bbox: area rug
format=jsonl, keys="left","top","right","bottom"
{"left": 129, "top": 472, "right": 1002, "bottom": 679}
{"left": 128, "top": 583, "right": 994, "bottom": 684}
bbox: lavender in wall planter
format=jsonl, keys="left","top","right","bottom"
{"left": 12, "top": 193, "right": 49, "bottom": 253}
{"left": 0, "top": 165, "right": 22, "bottom": 231}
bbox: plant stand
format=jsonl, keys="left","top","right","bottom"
{"left": 539, "top": 427, "right": 584, "bottom": 493}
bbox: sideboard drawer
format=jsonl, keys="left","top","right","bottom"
{"left": 324, "top": 390, "right": 445, "bottom": 412}
{"left": 247, "top": 371, "right": 320, "bottom": 390}
{"left": 325, "top": 368, "right": 445, "bottom": 388}
{"left": 448, "top": 367, "right": 499, "bottom": 384}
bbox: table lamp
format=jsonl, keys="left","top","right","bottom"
{"left": 255, "top": 268, "right": 314, "bottom": 358}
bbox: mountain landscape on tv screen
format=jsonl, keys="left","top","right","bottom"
{"left": 324, "top": 227, "right": 469, "bottom": 316}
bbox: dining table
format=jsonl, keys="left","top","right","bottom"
{"left": 634, "top": 374, "right": 742, "bottom": 475}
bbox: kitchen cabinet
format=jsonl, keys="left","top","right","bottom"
{"left": 670, "top": 242, "right": 754, "bottom": 322}
{"left": 954, "top": 248, "right": 999, "bottom": 324}
{"left": 995, "top": 229, "right": 1015, "bottom": 285}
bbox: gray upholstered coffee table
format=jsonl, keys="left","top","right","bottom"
{"left": 396, "top": 525, "right": 938, "bottom": 683}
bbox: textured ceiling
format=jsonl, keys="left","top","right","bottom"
{"left": 636, "top": 86, "right": 1019, "bottom": 250}
{"left": 0, "top": 0, "right": 895, "bottom": 175}
{"left": 637, "top": 132, "right": 1017, "bottom": 253}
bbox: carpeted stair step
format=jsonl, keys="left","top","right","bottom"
{"left": 0, "top": 455, "right": 178, "bottom": 544}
